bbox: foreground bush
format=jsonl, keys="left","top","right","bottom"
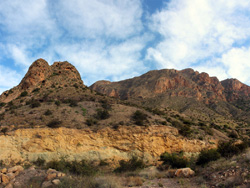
{"left": 159, "top": 152, "right": 189, "bottom": 168}
{"left": 218, "top": 140, "right": 249, "bottom": 158}
{"left": 47, "top": 119, "right": 62, "bottom": 128}
{"left": 132, "top": 110, "right": 148, "bottom": 126}
{"left": 46, "top": 158, "right": 98, "bottom": 176}
{"left": 114, "top": 156, "right": 145, "bottom": 173}
{"left": 196, "top": 149, "right": 221, "bottom": 166}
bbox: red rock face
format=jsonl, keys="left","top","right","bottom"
{"left": 19, "top": 59, "right": 51, "bottom": 90}
{"left": 90, "top": 68, "right": 250, "bottom": 104}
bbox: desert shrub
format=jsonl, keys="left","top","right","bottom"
{"left": 30, "top": 100, "right": 41, "bottom": 108}
{"left": 55, "top": 100, "right": 61, "bottom": 106}
{"left": 179, "top": 124, "right": 192, "bottom": 137}
{"left": 95, "top": 109, "right": 110, "bottom": 120}
{"left": 218, "top": 140, "right": 249, "bottom": 158}
{"left": 32, "top": 88, "right": 40, "bottom": 93}
{"left": 159, "top": 151, "right": 189, "bottom": 168}
{"left": 47, "top": 119, "right": 62, "bottom": 128}
{"left": 101, "top": 100, "right": 112, "bottom": 110}
{"left": 114, "top": 156, "right": 145, "bottom": 173}
{"left": 196, "top": 149, "right": 221, "bottom": 166}
{"left": 26, "top": 176, "right": 44, "bottom": 188}
{"left": 132, "top": 110, "right": 148, "bottom": 126}
{"left": 86, "top": 118, "right": 98, "bottom": 126}
{"left": 44, "top": 109, "right": 52, "bottom": 116}
{"left": 1, "top": 127, "right": 8, "bottom": 135}
{"left": 81, "top": 108, "right": 87, "bottom": 116}
{"left": 0, "top": 103, "right": 6, "bottom": 108}
{"left": 0, "top": 113, "right": 4, "bottom": 120}
{"left": 33, "top": 157, "right": 46, "bottom": 167}
{"left": 20, "top": 91, "right": 28, "bottom": 97}
{"left": 46, "top": 158, "right": 98, "bottom": 176}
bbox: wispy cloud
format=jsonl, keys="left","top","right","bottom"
{"left": 147, "top": 0, "right": 250, "bottom": 83}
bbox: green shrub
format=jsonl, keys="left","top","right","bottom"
{"left": 0, "top": 103, "right": 6, "bottom": 108}
{"left": 32, "top": 88, "right": 40, "bottom": 93}
{"left": 1, "top": 127, "right": 8, "bottom": 135}
{"left": 95, "top": 109, "right": 110, "bottom": 120}
{"left": 179, "top": 124, "right": 192, "bottom": 137}
{"left": 132, "top": 110, "right": 148, "bottom": 126}
{"left": 218, "top": 140, "right": 249, "bottom": 158}
{"left": 30, "top": 100, "right": 41, "bottom": 108}
{"left": 55, "top": 100, "right": 61, "bottom": 106}
{"left": 196, "top": 149, "right": 221, "bottom": 166}
{"left": 20, "top": 91, "right": 28, "bottom": 97}
{"left": 81, "top": 108, "right": 87, "bottom": 116}
{"left": 47, "top": 119, "right": 62, "bottom": 128}
{"left": 46, "top": 158, "right": 98, "bottom": 176}
{"left": 159, "top": 152, "right": 189, "bottom": 168}
{"left": 86, "top": 118, "right": 98, "bottom": 126}
{"left": 44, "top": 109, "right": 52, "bottom": 116}
{"left": 114, "top": 156, "right": 145, "bottom": 173}
{"left": 33, "top": 157, "right": 46, "bottom": 167}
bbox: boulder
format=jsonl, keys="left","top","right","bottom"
{"left": 52, "top": 179, "right": 61, "bottom": 185}
{"left": 175, "top": 168, "right": 195, "bottom": 177}
{"left": 1, "top": 174, "right": 10, "bottom": 184}
{"left": 1, "top": 168, "right": 7, "bottom": 173}
{"left": 7, "top": 166, "right": 24, "bottom": 174}
{"left": 45, "top": 173, "right": 57, "bottom": 180}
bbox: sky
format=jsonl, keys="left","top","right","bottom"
{"left": 1, "top": 0, "right": 250, "bottom": 94}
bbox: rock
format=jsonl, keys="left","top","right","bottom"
{"left": 1, "top": 168, "right": 7, "bottom": 173}
{"left": 7, "top": 166, "right": 24, "bottom": 173}
{"left": 52, "top": 179, "right": 61, "bottom": 185}
{"left": 1, "top": 174, "right": 10, "bottom": 184}
{"left": 175, "top": 168, "right": 195, "bottom": 177}
{"left": 5, "top": 183, "right": 13, "bottom": 188}
{"left": 41, "top": 181, "right": 53, "bottom": 188}
{"left": 46, "top": 168, "right": 57, "bottom": 174}
{"left": 57, "top": 172, "right": 66, "bottom": 177}
{"left": 45, "top": 173, "right": 57, "bottom": 180}
{"left": 6, "top": 173, "right": 15, "bottom": 180}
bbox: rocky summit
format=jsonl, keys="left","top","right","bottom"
{"left": 1, "top": 59, "right": 250, "bottom": 187}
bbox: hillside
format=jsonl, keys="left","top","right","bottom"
{"left": 90, "top": 68, "right": 250, "bottom": 126}
{"left": 1, "top": 59, "right": 250, "bottom": 188}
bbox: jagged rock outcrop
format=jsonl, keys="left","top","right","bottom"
{"left": 0, "top": 59, "right": 84, "bottom": 103}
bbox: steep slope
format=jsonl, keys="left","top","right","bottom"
{"left": 90, "top": 68, "right": 250, "bottom": 124}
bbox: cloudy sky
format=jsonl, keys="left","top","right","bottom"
{"left": 1, "top": 0, "right": 250, "bottom": 94}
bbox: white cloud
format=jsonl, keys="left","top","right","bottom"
{"left": 53, "top": 0, "right": 143, "bottom": 39}
{"left": 220, "top": 47, "right": 250, "bottom": 84}
{"left": 148, "top": 0, "right": 250, "bottom": 71}
{"left": 0, "top": 65, "right": 22, "bottom": 94}
{"left": 54, "top": 35, "right": 150, "bottom": 85}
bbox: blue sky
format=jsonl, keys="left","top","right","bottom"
{"left": 1, "top": 0, "right": 250, "bottom": 94}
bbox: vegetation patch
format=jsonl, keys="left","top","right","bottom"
{"left": 132, "top": 110, "right": 148, "bottom": 126}
{"left": 114, "top": 156, "right": 145, "bottom": 173}
{"left": 196, "top": 149, "right": 221, "bottom": 166}
{"left": 159, "top": 151, "right": 189, "bottom": 168}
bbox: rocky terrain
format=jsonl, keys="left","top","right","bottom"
{"left": 0, "top": 58, "right": 250, "bottom": 187}
{"left": 91, "top": 68, "right": 250, "bottom": 124}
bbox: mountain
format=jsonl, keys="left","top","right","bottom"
{"left": 0, "top": 59, "right": 217, "bottom": 165}
{"left": 90, "top": 68, "right": 250, "bottom": 124}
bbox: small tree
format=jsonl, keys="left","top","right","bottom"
{"left": 1, "top": 128, "right": 8, "bottom": 135}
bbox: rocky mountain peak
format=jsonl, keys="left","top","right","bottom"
{"left": 0, "top": 59, "right": 84, "bottom": 103}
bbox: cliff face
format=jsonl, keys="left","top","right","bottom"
{"left": 91, "top": 68, "right": 248, "bottom": 103}
{"left": 0, "top": 126, "right": 213, "bottom": 165}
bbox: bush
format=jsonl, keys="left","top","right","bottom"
{"left": 114, "top": 156, "right": 145, "bottom": 173}
{"left": 217, "top": 140, "right": 249, "bottom": 158}
{"left": 46, "top": 158, "right": 98, "bottom": 176}
{"left": 20, "top": 91, "right": 28, "bottom": 97}
{"left": 44, "top": 109, "right": 52, "bottom": 116}
{"left": 55, "top": 100, "right": 61, "bottom": 106}
{"left": 32, "top": 88, "right": 40, "bottom": 93}
{"left": 33, "top": 157, "right": 46, "bottom": 167}
{"left": 132, "top": 110, "right": 148, "bottom": 126}
{"left": 30, "top": 100, "right": 41, "bottom": 108}
{"left": 159, "top": 152, "right": 189, "bottom": 168}
{"left": 1, "top": 127, "right": 8, "bottom": 135}
{"left": 47, "top": 119, "right": 62, "bottom": 128}
{"left": 86, "top": 118, "right": 98, "bottom": 126}
{"left": 95, "top": 109, "right": 110, "bottom": 120}
{"left": 196, "top": 149, "right": 221, "bottom": 166}
{"left": 179, "top": 124, "right": 192, "bottom": 137}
